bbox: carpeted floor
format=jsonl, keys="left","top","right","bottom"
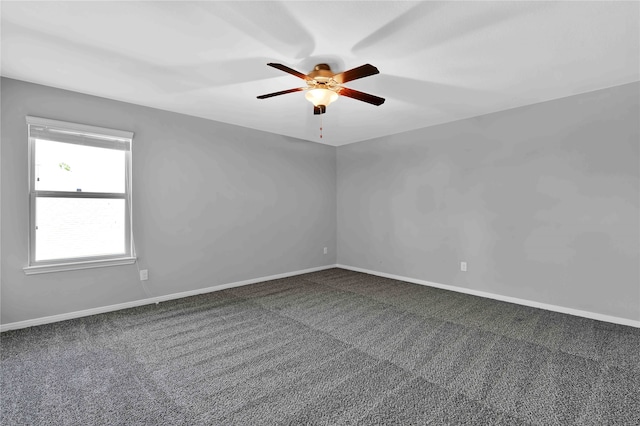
{"left": 2, "top": 268, "right": 639, "bottom": 425}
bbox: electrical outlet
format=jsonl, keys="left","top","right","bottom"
{"left": 323, "top": 247, "right": 328, "bottom": 254}
{"left": 140, "top": 269, "right": 149, "bottom": 281}
{"left": 460, "top": 262, "right": 467, "bottom": 272}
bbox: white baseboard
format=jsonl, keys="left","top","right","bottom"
{"left": 4, "top": 264, "right": 638, "bottom": 332}
{"left": 337, "top": 264, "right": 640, "bottom": 328}
{"left": 0, "top": 264, "right": 337, "bottom": 332}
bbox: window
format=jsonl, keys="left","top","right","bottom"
{"left": 24, "top": 116, "right": 136, "bottom": 274}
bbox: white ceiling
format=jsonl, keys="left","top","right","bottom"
{"left": 1, "top": 1, "right": 638, "bottom": 146}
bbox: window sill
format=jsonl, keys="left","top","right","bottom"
{"left": 23, "top": 257, "right": 137, "bottom": 275}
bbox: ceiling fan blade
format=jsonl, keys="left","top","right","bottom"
{"left": 257, "top": 87, "right": 305, "bottom": 99}
{"left": 267, "top": 63, "right": 311, "bottom": 80}
{"left": 333, "top": 64, "right": 380, "bottom": 84}
{"left": 338, "top": 87, "right": 386, "bottom": 106}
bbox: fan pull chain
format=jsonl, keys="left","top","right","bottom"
{"left": 320, "top": 113, "right": 323, "bottom": 139}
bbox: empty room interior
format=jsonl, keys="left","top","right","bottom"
{"left": 1, "top": 1, "right": 639, "bottom": 425}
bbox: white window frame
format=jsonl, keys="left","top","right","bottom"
{"left": 23, "top": 116, "right": 136, "bottom": 275}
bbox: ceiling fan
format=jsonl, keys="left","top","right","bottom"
{"left": 257, "top": 63, "right": 385, "bottom": 115}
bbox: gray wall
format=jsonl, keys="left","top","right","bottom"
{"left": 1, "top": 77, "right": 337, "bottom": 324}
{"left": 337, "top": 82, "right": 639, "bottom": 321}
{"left": 3, "top": 78, "right": 638, "bottom": 325}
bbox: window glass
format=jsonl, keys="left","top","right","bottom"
{"left": 35, "top": 198, "right": 126, "bottom": 261}
{"left": 34, "top": 139, "right": 125, "bottom": 193}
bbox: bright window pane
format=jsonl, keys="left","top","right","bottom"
{"left": 35, "top": 198, "right": 126, "bottom": 261}
{"left": 34, "top": 140, "right": 125, "bottom": 193}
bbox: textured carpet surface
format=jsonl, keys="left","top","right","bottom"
{"left": 2, "top": 268, "right": 639, "bottom": 425}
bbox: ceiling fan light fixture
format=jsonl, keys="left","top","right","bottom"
{"left": 305, "top": 88, "right": 338, "bottom": 107}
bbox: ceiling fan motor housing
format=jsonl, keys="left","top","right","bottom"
{"left": 308, "top": 64, "right": 336, "bottom": 84}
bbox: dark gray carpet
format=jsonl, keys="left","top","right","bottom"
{"left": 2, "top": 268, "right": 639, "bottom": 425}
